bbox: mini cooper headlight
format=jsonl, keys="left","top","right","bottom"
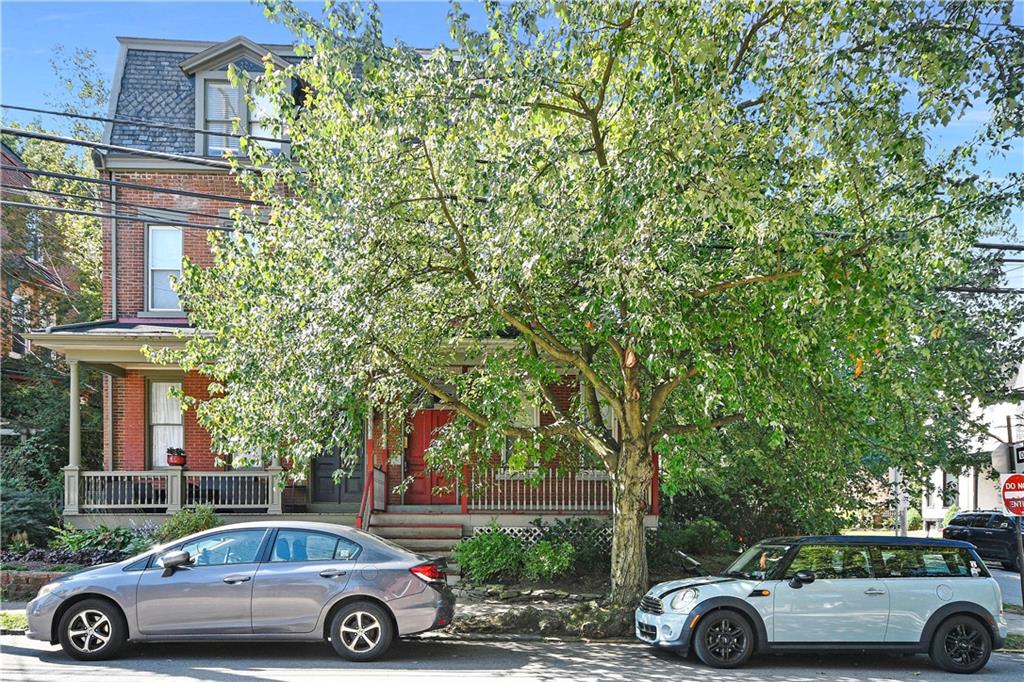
{"left": 670, "top": 588, "right": 699, "bottom": 611}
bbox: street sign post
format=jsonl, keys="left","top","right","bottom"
{"left": 1001, "top": 473, "right": 1024, "bottom": 585}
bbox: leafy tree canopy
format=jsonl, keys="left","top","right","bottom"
{"left": 173, "top": 0, "right": 1024, "bottom": 603}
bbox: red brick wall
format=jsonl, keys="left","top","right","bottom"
{"left": 103, "top": 171, "right": 250, "bottom": 318}
{"left": 183, "top": 371, "right": 216, "bottom": 470}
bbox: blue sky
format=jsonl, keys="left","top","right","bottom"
{"left": 1, "top": 0, "right": 1021, "bottom": 268}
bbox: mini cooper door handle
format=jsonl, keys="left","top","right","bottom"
{"left": 223, "top": 574, "right": 251, "bottom": 584}
{"left": 864, "top": 588, "right": 886, "bottom": 595}
{"left": 319, "top": 569, "right": 347, "bottom": 578}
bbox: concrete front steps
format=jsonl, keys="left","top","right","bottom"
{"left": 368, "top": 512, "right": 466, "bottom": 576}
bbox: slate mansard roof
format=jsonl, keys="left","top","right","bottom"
{"left": 105, "top": 36, "right": 302, "bottom": 156}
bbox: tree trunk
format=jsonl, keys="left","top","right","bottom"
{"left": 609, "top": 438, "right": 652, "bottom": 606}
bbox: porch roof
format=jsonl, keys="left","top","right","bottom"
{"left": 25, "top": 317, "right": 199, "bottom": 372}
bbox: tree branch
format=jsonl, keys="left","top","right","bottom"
{"left": 654, "top": 413, "right": 746, "bottom": 442}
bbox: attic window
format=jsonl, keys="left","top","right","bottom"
{"left": 204, "top": 80, "right": 241, "bottom": 155}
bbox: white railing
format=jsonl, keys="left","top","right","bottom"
{"left": 468, "top": 468, "right": 617, "bottom": 512}
{"left": 68, "top": 469, "right": 282, "bottom": 514}
{"left": 184, "top": 471, "right": 272, "bottom": 509}
{"left": 80, "top": 471, "right": 173, "bottom": 510}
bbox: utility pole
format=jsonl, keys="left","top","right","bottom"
{"left": 1008, "top": 416, "right": 1024, "bottom": 606}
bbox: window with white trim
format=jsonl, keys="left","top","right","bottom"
{"left": 148, "top": 225, "right": 182, "bottom": 311}
{"left": 204, "top": 80, "right": 242, "bottom": 156}
{"left": 247, "top": 85, "right": 282, "bottom": 152}
{"left": 150, "top": 381, "right": 183, "bottom": 468}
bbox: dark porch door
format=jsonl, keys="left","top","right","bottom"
{"left": 405, "top": 409, "right": 457, "bottom": 505}
{"left": 312, "top": 446, "right": 364, "bottom": 506}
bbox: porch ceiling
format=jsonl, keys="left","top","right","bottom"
{"left": 25, "top": 318, "right": 198, "bottom": 369}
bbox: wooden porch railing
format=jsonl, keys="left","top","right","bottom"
{"left": 68, "top": 468, "right": 282, "bottom": 514}
{"left": 468, "top": 468, "right": 632, "bottom": 512}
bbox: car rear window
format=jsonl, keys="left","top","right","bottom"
{"left": 876, "top": 546, "right": 983, "bottom": 578}
{"left": 949, "top": 514, "right": 973, "bottom": 527}
{"left": 969, "top": 514, "right": 994, "bottom": 528}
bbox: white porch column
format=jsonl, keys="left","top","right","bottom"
{"left": 266, "top": 453, "right": 283, "bottom": 515}
{"left": 63, "top": 359, "right": 82, "bottom": 515}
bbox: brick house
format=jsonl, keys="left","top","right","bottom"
{"left": 28, "top": 36, "right": 659, "bottom": 549}
{"left": 2, "top": 141, "right": 81, "bottom": 439}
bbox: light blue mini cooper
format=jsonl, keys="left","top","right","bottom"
{"left": 636, "top": 536, "right": 1008, "bottom": 674}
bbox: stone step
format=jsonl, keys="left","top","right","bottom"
{"left": 370, "top": 524, "right": 464, "bottom": 540}
{"left": 368, "top": 512, "right": 466, "bottom": 527}
{"left": 385, "top": 537, "right": 462, "bottom": 552}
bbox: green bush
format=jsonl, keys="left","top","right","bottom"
{"left": 49, "top": 524, "right": 141, "bottom": 552}
{"left": 906, "top": 507, "right": 923, "bottom": 531}
{"left": 532, "top": 516, "right": 610, "bottom": 574}
{"left": 0, "top": 488, "right": 59, "bottom": 548}
{"left": 453, "top": 527, "right": 523, "bottom": 583}
{"left": 647, "top": 517, "right": 736, "bottom": 571}
{"left": 943, "top": 505, "right": 960, "bottom": 528}
{"left": 523, "top": 540, "right": 575, "bottom": 581}
{"left": 154, "top": 506, "right": 221, "bottom": 544}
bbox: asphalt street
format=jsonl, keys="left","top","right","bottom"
{"left": 2, "top": 636, "right": 1023, "bottom": 682}
{"left": 992, "top": 567, "right": 1023, "bottom": 606}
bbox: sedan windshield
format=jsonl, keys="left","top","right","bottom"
{"left": 721, "top": 543, "right": 790, "bottom": 580}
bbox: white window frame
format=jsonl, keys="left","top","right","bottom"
{"left": 202, "top": 78, "right": 243, "bottom": 156}
{"left": 194, "top": 70, "right": 289, "bottom": 157}
{"left": 147, "top": 225, "right": 183, "bottom": 312}
{"left": 149, "top": 380, "right": 183, "bottom": 469}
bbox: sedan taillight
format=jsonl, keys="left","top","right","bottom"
{"left": 410, "top": 562, "right": 446, "bottom": 584}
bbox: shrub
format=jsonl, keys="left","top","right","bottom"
{"left": 49, "top": 524, "right": 141, "bottom": 552}
{"left": 154, "top": 506, "right": 221, "bottom": 543}
{"left": 532, "top": 516, "right": 610, "bottom": 574}
{"left": 523, "top": 540, "right": 575, "bottom": 581}
{"left": 0, "top": 547, "right": 129, "bottom": 566}
{"left": 453, "top": 527, "right": 524, "bottom": 583}
{"left": 647, "top": 517, "right": 736, "bottom": 571}
{"left": 906, "top": 507, "right": 923, "bottom": 531}
{"left": 943, "top": 505, "right": 960, "bottom": 528}
{"left": 0, "top": 488, "right": 59, "bottom": 548}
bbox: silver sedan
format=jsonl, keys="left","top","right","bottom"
{"left": 26, "top": 520, "right": 455, "bottom": 661}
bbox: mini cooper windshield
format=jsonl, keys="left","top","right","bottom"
{"left": 721, "top": 543, "right": 790, "bottom": 580}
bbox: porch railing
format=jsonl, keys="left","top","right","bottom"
{"left": 67, "top": 467, "right": 282, "bottom": 515}
{"left": 468, "top": 468, "right": 625, "bottom": 512}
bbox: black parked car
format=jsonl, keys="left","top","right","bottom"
{"left": 943, "top": 511, "right": 1022, "bottom": 571}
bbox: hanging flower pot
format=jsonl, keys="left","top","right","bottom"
{"left": 166, "top": 447, "right": 187, "bottom": 467}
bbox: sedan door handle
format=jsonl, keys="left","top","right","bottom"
{"left": 319, "top": 569, "right": 347, "bottom": 579}
{"left": 223, "top": 574, "right": 251, "bottom": 584}
{"left": 864, "top": 588, "right": 886, "bottom": 595}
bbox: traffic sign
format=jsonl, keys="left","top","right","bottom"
{"left": 1015, "top": 442, "right": 1024, "bottom": 471}
{"left": 1001, "top": 473, "right": 1024, "bottom": 516}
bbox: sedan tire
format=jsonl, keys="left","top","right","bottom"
{"left": 928, "top": 615, "right": 992, "bottom": 674}
{"left": 57, "top": 599, "right": 127, "bottom": 661}
{"left": 692, "top": 610, "right": 754, "bottom": 669}
{"left": 328, "top": 601, "right": 394, "bottom": 662}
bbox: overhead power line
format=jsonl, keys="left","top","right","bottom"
{"left": 1, "top": 126, "right": 248, "bottom": 171}
{"left": 1, "top": 185, "right": 270, "bottom": 226}
{"left": 1, "top": 103, "right": 289, "bottom": 145}
{"left": 0, "top": 200, "right": 239, "bottom": 233}
{"left": 0, "top": 164, "right": 265, "bottom": 206}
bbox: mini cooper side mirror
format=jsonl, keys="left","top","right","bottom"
{"left": 159, "top": 550, "right": 192, "bottom": 577}
{"left": 788, "top": 570, "right": 816, "bottom": 589}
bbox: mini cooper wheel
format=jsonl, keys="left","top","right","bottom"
{"left": 57, "top": 599, "right": 127, "bottom": 661}
{"left": 929, "top": 615, "right": 992, "bottom": 674}
{"left": 693, "top": 610, "right": 754, "bottom": 669}
{"left": 329, "top": 601, "right": 394, "bottom": 662}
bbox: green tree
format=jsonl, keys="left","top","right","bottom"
{"left": 174, "top": 1, "right": 1023, "bottom": 605}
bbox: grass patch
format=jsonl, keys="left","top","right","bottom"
{"left": 1004, "top": 633, "right": 1024, "bottom": 651}
{"left": 0, "top": 612, "right": 28, "bottom": 631}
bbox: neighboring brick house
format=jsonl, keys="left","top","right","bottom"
{"left": 28, "top": 36, "right": 658, "bottom": 544}
{"left": 2, "top": 141, "right": 79, "bottom": 440}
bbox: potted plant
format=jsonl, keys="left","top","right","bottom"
{"left": 166, "top": 447, "right": 187, "bottom": 467}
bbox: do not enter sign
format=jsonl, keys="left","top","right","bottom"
{"left": 1002, "top": 473, "right": 1024, "bottom": 517}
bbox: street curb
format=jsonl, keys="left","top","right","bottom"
{"left": 1, "top": 629, "right": 26, "bottom": 636}
{"left": 409, "top": 632, "right": 637, "bottom": 644}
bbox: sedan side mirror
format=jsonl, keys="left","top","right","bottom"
{"left": 159, "top": 550, "right": 192, "bottom": 577}
{"left": 788, "top": 570, "right": 816, "bottom": 589}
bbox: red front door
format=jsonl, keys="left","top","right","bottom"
{"left": 405, "top": 409, "right": 456, "bottom": 505}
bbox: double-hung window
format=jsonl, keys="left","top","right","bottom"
{"left": 148, "top": 226, "right": 182, "bottom": 311}
{"left": 204, "top": 80, "right": 242, "bottom": 156}
{"left": 150, "top": 381, "right": 183, "bottom": 468}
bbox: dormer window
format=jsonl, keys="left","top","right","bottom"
{"left": 204, "top": 80, "right": 242, "bottom": 155}
{"left": 182, "top": 36, "right": 292, "bottom": 157}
